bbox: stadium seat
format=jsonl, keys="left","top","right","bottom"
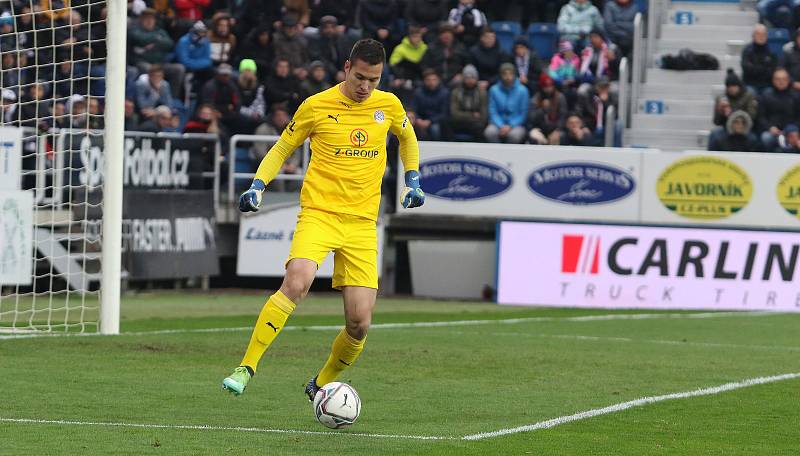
{"left": 634, "top": 0, "right": 648, "bottom": 15}
{"left": 527, "top": 23, "right": 559, "bottom": 61}
{"left": 234, "top": 147, "right": 254, "bottom": 190}
{"left": 492, "top": 21, "right": 523, "bottom": 53}
{"left": 768, "top": 27, "right": 791, "bottom": 57}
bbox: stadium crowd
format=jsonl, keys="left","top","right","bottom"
{"left": 709, "top": 23, "right": 800, "bottom": 153}
{"left": 0, "top": 0, "right": 640, "bottom": 161}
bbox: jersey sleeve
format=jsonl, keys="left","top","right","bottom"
{"left": 388, "top": 95, "right": 420, "bottom": 173}
{"left": 279, "top": 98, "right": 316, "bottom": 149}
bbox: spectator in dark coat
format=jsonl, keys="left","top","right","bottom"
{"left": 603, "top": 0, "right": 638, "bottom": 57}
{"left": 265, "top": 57, "right": 302, "bottom": 114}
{"left": 741, "top": 24, "right": 778, "bottom": 93}
{"left": 780, "top": 29, "right": 800, "bottom": 90}
{"left": 236, "top": 25, "right": 275, "bottom": 81}
{"left": 300, "top": 61, "right": 333, "bottom": 99}
{"left": 559, "top": 113, "right": 599, "bottom": 146}
{"left": 577, "top": 77, "right": 616, "bottom": 137}
{"left": 708, "top": 110, "right": 761, "bottom": 152}
{"left": 468, "top": 28, "right": 512, "bottom": 88}
{"left": 448, "top": 0, "right": 489, "bottom": 47}
{"left": 272, "top": 14, "right": 311, "bottom": 80}
{"left": 528, "top": 73, "right": 568, "bottom": 144}
{"left": 776, "top": 123, "right": 800, "bottom": 152}
{"left": 406, "top": 0, "right": 449, "bottom": 40}
{"left": 713, "top": 69, "right": 758, "bottom": 127}
{"left": 421, "top": 23, "right": 469, "bottom": 86}
{"left": 138, "top": 105, "right": 178, "bottom": 133}
{"left": 448, "top": 64, "right": 488, "bottom": 141}
{"left": 310, "top": 15, "right": 351, "bottom": 83}
{"left": 124, "top": 98, "right": 140, "bottom": 131}
{"left": 512, "top": 36, "right": 544, "bottom": 96}
{"left": 411, "top": 69, "right": 450, "bottom": 141}
{"left": 128, "top": 9, "right": 176, "bottom": 68}
{"left": 358, "top": 0, "right": 401, "bottom": 52}
{"left": 757, "top": 68, "right": 798, "bottom": 150}
{"left": 311, "top": 0, "right": 358, "bottom": 29}
{"left": 20, "top": 81, "right": 53, "bottom": 129}
{"left": 201, "top": 63, "right": 241, "bottom": 128}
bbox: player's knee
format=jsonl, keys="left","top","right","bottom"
{"left": 280, "top": 277, "right": 310, "bottom": 303}
{"left": 345, "top": 319, "right": 370, "bottom": 340}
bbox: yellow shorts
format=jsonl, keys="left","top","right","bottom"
{"left": 287, "top": 208, "right": 378, "bottom": 290}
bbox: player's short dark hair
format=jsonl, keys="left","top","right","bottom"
{"left": 349, "top": 39, "right": 385, "bottom": 66}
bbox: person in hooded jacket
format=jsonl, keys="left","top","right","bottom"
{"left": 741, "top": 24, "right": 777, "bottom": 93}
{"left": 468, "top": 28, "right": 512, "bottom": 88}
{"left": 449, "top": 64, "right": 488, "bottom": 141}
{"left": 528, "top": 73, "right": 568, "bottom": 144}
{"left": 236, "top": 25, "right": 275, "bottom": 81}
{"left": 708, "top": 110, "right": 761, "bottom": 152}
{"left": 485, "top": 62, "right": 529, "bottom": 143}
{"left": 603, "top": 0, "right": 638, "bottom": 57}
{"left": 557, "top": 0, "right": 604, "bottom": 45}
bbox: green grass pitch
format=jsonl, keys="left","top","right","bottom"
{"left": 1, "top": 292, "right": 799, "bottom": 455}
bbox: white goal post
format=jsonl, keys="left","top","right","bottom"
{"left": 0, "top": 0, "right": 125, "bottom": 334}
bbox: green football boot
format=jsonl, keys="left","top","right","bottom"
{"left": 222, "top": 366, "right": 252, "bottom": 396}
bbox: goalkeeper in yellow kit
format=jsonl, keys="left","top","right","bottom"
{"left": 222, "top": 39, "right": 425, "bottom": 399}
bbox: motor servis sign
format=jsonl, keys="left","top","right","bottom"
{"left": 398, "top": 142, "right": 643, "bottom": 221}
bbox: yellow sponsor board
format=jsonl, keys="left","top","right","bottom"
{"left": 777, "top": 165, "right": 800, "bottom": 218}
{"left": 656, "top": 156, "right": 752, "bottom": 220}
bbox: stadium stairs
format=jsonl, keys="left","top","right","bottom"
{"left": 625, "top": 0, "right": 757, "bottom": 150}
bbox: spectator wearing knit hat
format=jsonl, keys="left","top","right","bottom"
{"left": 527, "top": 73, "right": 568, "bottom": 144}
{"left": 174, "top": 0, "right": 210, "bottom": 22}
{"left": 235, "top": 59, "right": 267, "bottom": 134}
{"left": 310, "top": 15, "right": 352, "bottom": 83}
{"left": 300, "top": 61, "right": 332, "bottom": 99}
{"left": 485, "top": 62, "right": 529, "bottom": 143}
{"left": 449, "top": 64, "right": 488, "bottom": 141}
{"left": 714, "top": 69, "right": 758, "bottom": 127}
{"left": 177, "top": 21, "right": 214, "bottom": 93}
{"left": 777, "top": 123, "right": 800, "bottom": 153}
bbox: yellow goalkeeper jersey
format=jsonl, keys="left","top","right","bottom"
{"left": 263, "top": 83, "right": 418, "bottom": 221}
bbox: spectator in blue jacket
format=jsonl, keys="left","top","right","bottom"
{"left": 484, "top": 63, "right": 529, "bottom": 143}
{"left": 603, "top": 0, "right": 638, "bottom": 57}
{"left": 176, "top": 21, "right": 214, "bottom": 93}
{"left": 411, "top": 69, "right": 450, "bottom": 141}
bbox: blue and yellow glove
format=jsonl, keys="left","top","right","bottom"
{"left": 400, "top": 170, "right": 425, "bottom": 209}
{"left": 239, "top": 179, "right": 266, "bottom": 212}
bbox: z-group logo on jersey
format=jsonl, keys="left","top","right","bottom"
{"left": 497, "top": 221, "right": 800, "bottom": 311}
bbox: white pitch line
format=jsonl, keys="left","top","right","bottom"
{"left": 0, "top": 417, "right": 454, "bottom": 441}
{"left": 0, "top": 310, "right": 781, "bottom": 340}
{"left": 461, "top": 372, "right": 800, "bottom": 441}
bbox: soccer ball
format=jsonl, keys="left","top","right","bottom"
{"left": 313, "top": 382, "right": 361, "bottom": 429}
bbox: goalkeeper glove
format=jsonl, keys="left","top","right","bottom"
{"left": 239, "top": 179, "right": 266, "bottom": 212}
{"left": 400, "top": 170, "right": 425, "bottom": 209}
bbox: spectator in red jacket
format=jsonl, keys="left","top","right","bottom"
{"left": 174, "top": 0, "right": 210, "bottom": 21}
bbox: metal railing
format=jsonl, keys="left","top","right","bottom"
{"left": 227, "top": 135, "right": 310, "bottom": 204}
{"left": 618, "top": 57, "right": 630, "bottom": 128}
{"left": 631, "top": 13, "right": 644, "bottom": 115}
{"left": 604, "top": 105, "right": 617, "bottom": 147}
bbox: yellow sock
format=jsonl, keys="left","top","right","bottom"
{"left": 316, "top": 328, "right": 366, "bottom": 386}
{"left": 240, "top": 291, "right": 296, "bottom": 372}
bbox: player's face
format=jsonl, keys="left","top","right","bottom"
{"left": 343, "top": 59, "right": 382, "bottom": 102}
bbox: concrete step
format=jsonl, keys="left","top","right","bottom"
{"left": 661, "top": 24, "right": 753, "bottom": 41}
{"left": 635, "top": 98, "right": 713, "bottom": 116}
{"left": 646, "top": 68, "right": 727, "bottom": 84}
{"left": 657, "top": 38, "right": 746, "bottom": 55}
{"left": 664, "top": 9, "right": 758, "bottom": 26}
{"left": 624, "top": 128, "right": 710, "bottom": 150}
{"left": 632, "top": 113, "right": 712, "bottom": 130}
{"left": 640, "top": 83, "right": 723, "bottom": 99}
{"left": 670, "top": 1, "right": 746, "bottom": 11}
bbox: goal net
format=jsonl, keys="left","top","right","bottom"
{"left": 0, "top": 0, "right": 125, "bottom": 334}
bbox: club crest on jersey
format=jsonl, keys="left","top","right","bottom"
{"left": 350, "top": 128, "right": 369, "bottom": 147}
{"left": 374, "top": 110, "right": 385, "bottom": 123}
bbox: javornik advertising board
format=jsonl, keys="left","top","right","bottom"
{"left": 498, "top": 221, "right": 800, "bottom": 312}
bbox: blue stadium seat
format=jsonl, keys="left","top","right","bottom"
{"left": 768, "top": 28, "right": 791, "bottom": 57}
{"left": 234, "top": 147, "right": 254, "bottom": 190}
{"left": 634, "top": 0, "right": 648, "bottom": 15}
{"left": 527, "top": 23, "right": 559, "bottom": 61}
{"left": 492, "top": 21, "right": 522, "bottom": 53}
